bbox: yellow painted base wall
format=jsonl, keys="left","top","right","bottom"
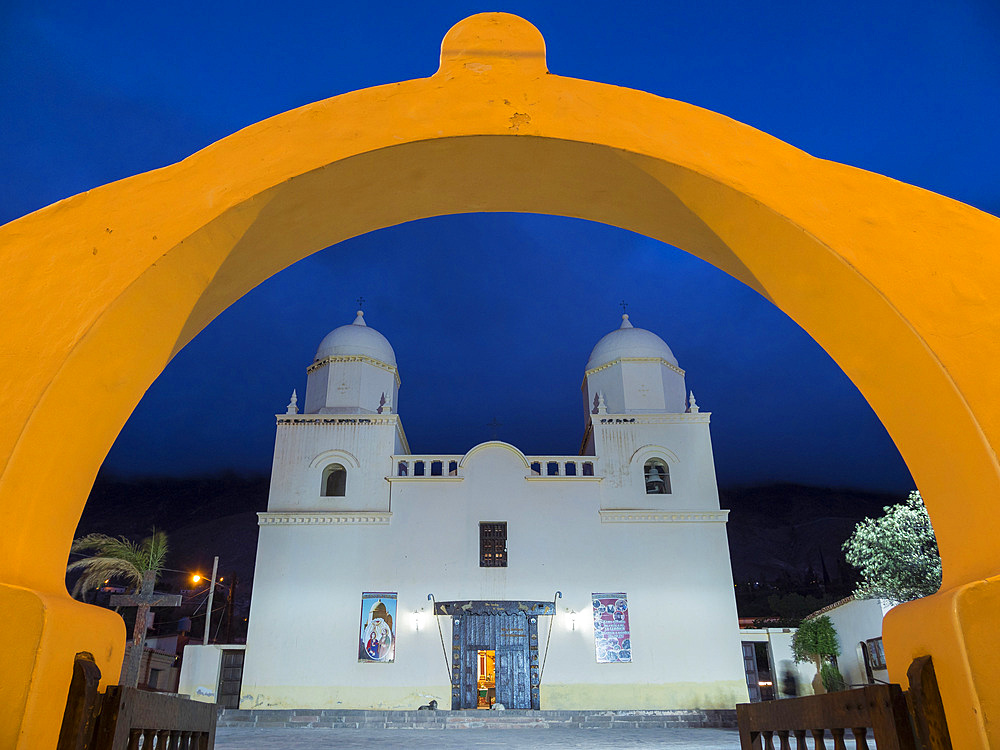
{"left": 238, "top": 684, "right": 451, "bottom": 710}
{"left": 235, "top": 681, "right": 748, "bottom": 711}
{"left": 541, "top": 681, "right": 749, "bottom": 710}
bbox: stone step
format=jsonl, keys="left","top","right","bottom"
{"left": 217, "top": 708, "right": 737, "bottom": 730}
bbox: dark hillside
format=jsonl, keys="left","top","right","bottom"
{"left": 721, "top": 483, "right": 903, "bottom": 618}
{"left": 75, "top": 474, "right": 269, "bottom": 600}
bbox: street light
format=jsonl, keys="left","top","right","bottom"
{"left": 188, "top": 560, "right": 240, "bottom": 644}
{"left": 193, "top": 556, "right": 219, "bottom": 645}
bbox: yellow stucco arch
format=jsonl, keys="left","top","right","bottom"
{"left": 2, "top": 12, "right": 1000, "bottom": 748}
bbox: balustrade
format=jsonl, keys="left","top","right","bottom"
{"left": 391, "top": 456, "right": 598, "bottom": 479}
{"left": 392, "top": 456, "right": 463, "bottom": 478}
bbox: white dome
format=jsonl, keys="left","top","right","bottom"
{"left": 585, "top": 314, "right": 678, "bottom": 371}
{"left": 314, "top": 311, "right": 396, "bottom": 367}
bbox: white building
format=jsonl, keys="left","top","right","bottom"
{"left": 808, "top": 596, "right": 894, "bottom": 689}
{"left": 189, "top": 311, "right": 749, "bottom": 711}
{"left": 735, "top": 597, "right": 896, "bottom": 705}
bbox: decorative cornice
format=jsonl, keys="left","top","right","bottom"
{"left": 277, "top": 415, "right": 396, "bottom": 426}
{"left": 584, "top": 356, "right": 686, "bottom": 381}
{"left": 599, "top": 509, "right": 729, "bottom": 523}
{"left": 275, "top": 413, "right": 411, "bottom": 454}
{"left": 258, "top": 512, "right": 391, "bottom": 526}
{"left": 433, "top": 600, "right": 556, "bottom": 616}
{"left": 591, "top": 413, "right": 711, "bottom": 425}
{"left": 306, "top": 354, "right": 401, "bottom": 386}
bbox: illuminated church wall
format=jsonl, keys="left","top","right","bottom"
{"left": 228, "top": 312, "right": 748, "bottom": 710}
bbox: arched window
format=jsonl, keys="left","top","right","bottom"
{"left": 643, "top": 459, "right": 671, "bottom": 494}
{"left": 322, "top": 463, "right": 347, "bottom": 496}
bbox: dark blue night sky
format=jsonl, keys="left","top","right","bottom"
{"left": 3, "top": 2, "right": 998, "bottom": 492}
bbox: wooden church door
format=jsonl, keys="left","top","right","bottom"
{"left": 494, "top": 613, "right": 531, "bottom": 709}
{"left": 452, "top": 611, "right": 538, "bottom": 709}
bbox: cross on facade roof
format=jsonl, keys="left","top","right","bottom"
{"left": 488, "top": 417, "right": 502, "bottom": 440}
{"left": 110, "top": 570, "right": 182, "bottom": 686}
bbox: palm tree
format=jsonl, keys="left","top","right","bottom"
{"left": 67, "top": 530, "right": 169, "bottom": 600}
{"left": 68, "top": 530, "right": 172, "bottom": 686}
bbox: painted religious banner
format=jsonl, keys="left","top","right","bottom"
{"left": 592, "top": 592, "right": 631, "bottom": 663}
{"left": 359, "top": 592, "right": 397, "bottom": 663}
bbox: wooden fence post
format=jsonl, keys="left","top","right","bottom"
{"left": 56, "top": 652, "right": 103, "bottom": 750}
{"left": 907, "top": 655, "right": 953, "bottom": 750}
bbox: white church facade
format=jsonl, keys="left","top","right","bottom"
{"left": 230, "top": 311, "right": 749, "bottom": 710}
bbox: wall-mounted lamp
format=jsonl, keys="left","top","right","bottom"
{"left": 565, "top": 608, "right": 579, "bottom": 631}
{"left": 413, "top": 608, "right": 426, "bottom": 631}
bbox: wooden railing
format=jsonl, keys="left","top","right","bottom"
{"left": 736, "top": 656, "right": 952, "bottom": 750}
{"left": 58, "top": 652, "right": 216, "bottom": 750}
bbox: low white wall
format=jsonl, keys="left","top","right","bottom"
{"left": 178, "top": 644, "right": 245, "bottom": 703}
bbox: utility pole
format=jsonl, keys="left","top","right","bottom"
{"left": 203, "top": 555, "right": 219, "bottom": 646}
{"left": 224, "top": 573, "right": 238, "bottom": 643}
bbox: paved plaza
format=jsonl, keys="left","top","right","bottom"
{"left": 215, "top": 727, "right": 745, "bottom": 749}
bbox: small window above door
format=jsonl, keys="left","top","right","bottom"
{"left": 480, "top": 522, "right": 507, "bottom": 567}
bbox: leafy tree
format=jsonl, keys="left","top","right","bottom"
{"left": 67, "top": 530, "right": 169, "bottom": 600}
{"left": 842, "top": 491, "right": 941, "bottom": 602}
{"left": 792, "top": 615, "right": 840, "bottom": 694}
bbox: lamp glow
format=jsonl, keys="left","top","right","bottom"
{"left": 413, "top": 610, "right": 426, "bottom": 631}
{"left": 565, "top": 608, "right": 578, "bottom": 631}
